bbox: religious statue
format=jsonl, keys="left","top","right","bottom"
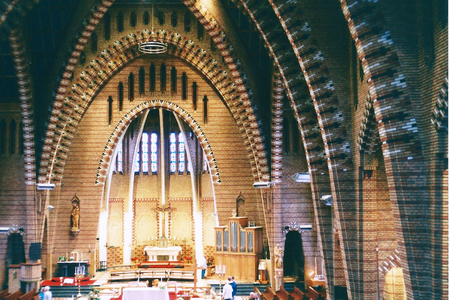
{"left": 71, "top": 203, "right": 80, "bottom": 230}
{"left": 274, "top": 244, "right": 283, "bottom": 269}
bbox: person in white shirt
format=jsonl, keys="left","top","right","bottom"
{"left": 43, "top": 286, "right": 52, "bottom": 300}
{"left": 222, "top": 277, "right": 233, "bottom": 300}
{"left": 197, "top": 256, "right": 208, "bottom": 279}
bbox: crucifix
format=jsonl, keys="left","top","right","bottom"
{"left": 190, "top": 257, "right": 204, "bottom": 292}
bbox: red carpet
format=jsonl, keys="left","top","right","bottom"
{"left": 41, "top": 277, "right": 96, "bottom": 286}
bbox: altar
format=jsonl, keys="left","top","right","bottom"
{"left": 144, "top": 246, "right": 182, "bottom": 261}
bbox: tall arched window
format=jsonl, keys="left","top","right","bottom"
{"left": 142, "top": 132, "right": 149, "bottom": 173}
{"left": 91, "top": 32, "right": 97, "bottom": 53}
{"left": 182, "top": 72, "right": 187, "bottom": 100}
{"left": 117, "top": 12, "right": 124, "bottom": 33}
{"left": 143, "top": 11, "right": 149, "bottom": 25}
{"left": 169, "top": 132, "right": 177, "bottom": 173}
{"left": 9, "top": 119, "right": 16, "bottom": 155}
{"left": 184, "top": 12, "right": 191, "bottom": 32}
{"left": 118, "top": 82, "right": 124, "bottom": 111}
{"left": 150, "top": 133, "right": 158, "bottom": 173}
{"left": 130, "top": 12, "right": 137, "bottom": 28}
{"left": 108, "top": 96, "right": 113, "bottom": 125}
{"left": 134, "top": 140, "right": 140, "bottom": 174}
{"left": 116, "top": 139, "right": 123, "bottom": 173}
{"left": 18, "top": 122, "right": 23, "bottom": 155}
{"left": 104, "top": 13, "right": 111, "bottom": 40}
{"left": 197, "top": 20, "right": 204, "bottom": 40}
{"left": 171, "top": 66, "right": 177, "bottom": 93}
{"left": 283, "top": 117, "right": 290, "bottom": 154}
{"left": 0, "top": 119, "right": 5, "bottom": 154}
{"left": 139, "top": 67, "right": 145, "bottom": 95}
{"left": 158, "top": 11, "right": 165, "bottom": 26}
{"left": 171, "top": 11, "right": 177, "bottom": 27}
{"left": 128, "top": 73, "right": 134, "bottom": 101}
{"left": 178, "top": 133, "right": 185, "bottom": 173}
{"left": 160, "top": 63, "right": 166, "bottom": 93}
{"left": 150, "top": 64, "right": 156, "bottom": 92}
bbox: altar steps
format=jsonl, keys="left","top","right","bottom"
{"left": 209, "top": 282, "right": 305, "bottom": 296}
{"left": 47, "top": 285, "right": 93, "bottom": 298}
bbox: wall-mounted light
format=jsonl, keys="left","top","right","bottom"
{"left": 36, "top": 183, "right": 55, "bottom": 190}
{"left": 292, "top": 172, "right": 310, "bottom": 183}
{"left": 320, "top": 195, "right": 333, "bottom": 206}
{"left": 253, "top": 181, "right": 274, "bottom": 189}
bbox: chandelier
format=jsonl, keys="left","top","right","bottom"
{"left": 138, "top": 2, "right": 167, "bottom": 54}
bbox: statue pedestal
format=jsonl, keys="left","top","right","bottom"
{"left": 8, "top": 264, "right": 21, "bottom": 292}
{"left": 274, "top": 268, "right": 283, "bottom": 292}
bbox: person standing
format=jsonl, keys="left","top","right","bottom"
{"left": 231, "top": 276, "right": 237, "bottom": 300}
{"left": 197, "top": 255, "right": 208, "bottom": 279}
{"left": 39, "top": 287, "right": 45, "bottom": 300}
{"left": 222, "top": 277, "right": 233, "bottom": 300}
{"left": 43, "top": 286, "right": 52, "bottom": 300}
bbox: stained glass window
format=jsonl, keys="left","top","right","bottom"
{"left": 151, "top": 133, "right": 158, "bottom": 173}
{"left": 117, "top": 139, "right": 123, "bottom": 173}
{"left": 134, "top": 146, "right": 140, "bottom": 174}
{"left": 170, "top": 132, "right": 177, "bottom": 173}
{"left": 178, "top": 133, "right": 185, "bottom": 173}
{"left": 142, "top": 132, "right": 149, "bottom": 173}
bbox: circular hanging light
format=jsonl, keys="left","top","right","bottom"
{"left": 138, "top": 1, "right": 168, "bottom": 55}
{"left": 138, "top": 35, "right": 168, "bottom": 54}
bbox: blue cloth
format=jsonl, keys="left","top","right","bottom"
{"left": 231, "top": 280, "right": 237, "bottom": 297}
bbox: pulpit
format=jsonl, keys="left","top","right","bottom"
{"left": 215, "top": 216, "right": 263, "bottom": 281}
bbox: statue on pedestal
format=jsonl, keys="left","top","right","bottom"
{"left": 274, "top": 244, "right": 283, "bottom": 269}
{"left": 71, "top": 203, "right": 80, "bottom": 230}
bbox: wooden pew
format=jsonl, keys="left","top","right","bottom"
{"left": 276, "top": 286, "right": 289, "bottom": 300}
{"left": 262, "top": 286, "right": 279, "bottom": 300}
{"left": 0, "top": 290, "right": 9, "bottom": 299}
{"left": 18, "top": 290, "right": 37, "bottom": 300}
{"left": 3, "top": 289, "right": 22, "bottom": 300}
{"left": 305, "top": 286, "right": 320, "bottom": 300}
{"left": 290, "top": 286, "right": 304, "bottom": 300}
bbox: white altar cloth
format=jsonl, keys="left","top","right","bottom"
{"left": 122, "top": 287, "right": 169, "bottom": 300}
{"left": 144, "top": 246, "right": 182, "bottom": 261}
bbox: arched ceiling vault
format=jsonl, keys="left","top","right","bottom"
{"left": 39, "top": 30, "right": 265, "bottom": 183}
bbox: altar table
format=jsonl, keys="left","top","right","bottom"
{"left": 122, "top": 287, "right": 169, "bottom": 300}
{"left": 144, "top": 246, "right": 182, "bottom": 261}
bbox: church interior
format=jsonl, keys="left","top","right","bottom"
{"left": 0, "top": 0, "right": 447, "bottom": 299}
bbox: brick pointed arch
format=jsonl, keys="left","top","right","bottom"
{"left": 95, "top": 100, "right": 220, "bottom": 185}
{"left": 340, "top": 1, "right": 430, "bottom": 299}
{"left": 39, "top": 30, "right": 267, "bottom": 184}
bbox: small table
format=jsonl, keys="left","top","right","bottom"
{"left": 122, "top": 287, "right": 169, "bottom": 300}
{"left": 57, "top": 261, "right": 89, "bottom": 277}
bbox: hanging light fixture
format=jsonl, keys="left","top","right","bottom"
{"left": 138, "top": 1, "right": 168, "bottom": 54}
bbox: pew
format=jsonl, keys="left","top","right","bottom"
{"left": 290, "top": 286, "right": 304, "bottom": 300}
{"left": 3, "top": 289, "right": 22, "bottom": 300}
{"left": 305, "top": 286, "right": 320, "bottom": 299}
{"left": 276, "top": 286, "right": 289, "bottom": 300}
{"left": 18, "top": 290, "right": 37, "bottom": 300}
{"left": 0, "top": 290, "right": 9, "bottom": 299}
{"left": 262, "top": 286, "right": 279, "bottom": 300}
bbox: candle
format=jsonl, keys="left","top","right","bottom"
{"left": 223, "top": 265, "right": 226, "bottom": 273}
{"left": 217, "top": 264, "right": 221, "bottom": 273}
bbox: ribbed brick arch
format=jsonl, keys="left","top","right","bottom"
{"left": 340, "top": 1, "right": 429, "bottom": 299}
{"left": 95, "top": 100, "right": 220, "bottom": 185}
{"left": 41, "top": 31, "right": 267, "bottom": 183}
{"left": 238, "top": 0, "right": 355, "bottom": 298}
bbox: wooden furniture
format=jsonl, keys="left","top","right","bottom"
{"left": 214, "top": 216, "right": 263, "bottom": 281}
{"left": 122, "top": 287, "right": 169, "bottom": 300}
{"left": 17, "top": 290, "right": 36, "bottom": 300}
{"left": 3, "top": 289, "right": 22, "bottom": 300}
{"left": 276, "top": 286, "right": 289, "bottom": 300}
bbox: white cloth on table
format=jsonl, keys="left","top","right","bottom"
{"left": 122, "top": 287, "right": 169, "bottom": 300}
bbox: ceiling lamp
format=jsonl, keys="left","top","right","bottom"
{"left": 138, "top": 1, "right": 167, "bottom": 55}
